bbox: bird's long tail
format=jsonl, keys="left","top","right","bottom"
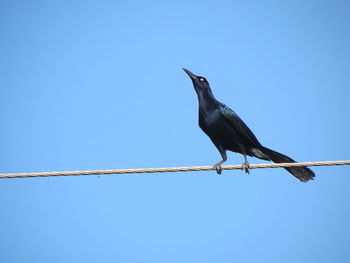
{"left": 260, "top": 146, "right": 315, "bottom": 182}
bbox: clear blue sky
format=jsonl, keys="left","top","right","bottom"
{"left": 1, "top": 1, "right": 350, "bottom": 262}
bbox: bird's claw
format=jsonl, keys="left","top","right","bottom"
{"left": 213, "top": 164, "right": 222, "bottom": 174}
{"left": 241, "top": 161, "right": 251, "bottom": 174}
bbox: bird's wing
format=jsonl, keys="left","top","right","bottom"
{"left": 219, "top": 104, "right": 262, "bottom": 147}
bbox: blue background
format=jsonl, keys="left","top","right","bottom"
{"left": 1, "top": 1, "right": 350, "bottom": 262}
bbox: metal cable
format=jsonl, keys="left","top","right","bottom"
{"left": 1, "top": 160, "right": 349, "bottom": 179}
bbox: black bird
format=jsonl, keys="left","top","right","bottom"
{"left": 183, "top": 68, "right": 315, "bottom": 182}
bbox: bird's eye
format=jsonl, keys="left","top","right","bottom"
{"left": 199, "top": 78, "right": 205, "bottom": 82}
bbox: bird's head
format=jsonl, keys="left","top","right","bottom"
{"left": 183, "top": 68, "right": 211, "bottom": 94}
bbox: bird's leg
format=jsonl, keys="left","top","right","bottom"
{"left": 213, "top": 146, "right": 227, "bottom": 174}
{"left": 241, "top": 154, "right": 251, "bottom": 174}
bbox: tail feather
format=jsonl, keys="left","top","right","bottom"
{"left": 260, "top": 146, "right": 315, "bottom": 182}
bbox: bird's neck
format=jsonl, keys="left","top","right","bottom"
{"left": 197, "top": 90, "right": 218, "bottom": 112}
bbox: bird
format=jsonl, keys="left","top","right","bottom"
{"left": 183, "top": 68, "right": 315, "bottom": 182}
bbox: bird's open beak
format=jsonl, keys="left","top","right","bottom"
{"left": 183, "top": 68, "right": 198, "bottom": 81}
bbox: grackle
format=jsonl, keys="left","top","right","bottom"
{"left": 183, "top": 68, "right": 315, "bottom": 182}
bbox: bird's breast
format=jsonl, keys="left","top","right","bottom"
{"left": 198, "top": 109, "right": 243, "bottom": 151}
{"left": 198, "top": 109, "right": 221, "bottom": 128}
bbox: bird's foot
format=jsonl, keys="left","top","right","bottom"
{"left": 241, "top": 160, "right": 251, "bottom": 174}
{"left": 213, "top": 163, "right": 223, "bottom": 174}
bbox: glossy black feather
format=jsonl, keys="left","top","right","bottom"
{"left": 219, "top": 104, "right": 262, "bottom": 148}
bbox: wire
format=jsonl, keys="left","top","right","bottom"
{"left": 0, "top": 160, "right": 349, "bottom": 179}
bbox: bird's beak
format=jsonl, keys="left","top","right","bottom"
{"left": 183, "top": 68, "right": 198, "bottom": 81}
